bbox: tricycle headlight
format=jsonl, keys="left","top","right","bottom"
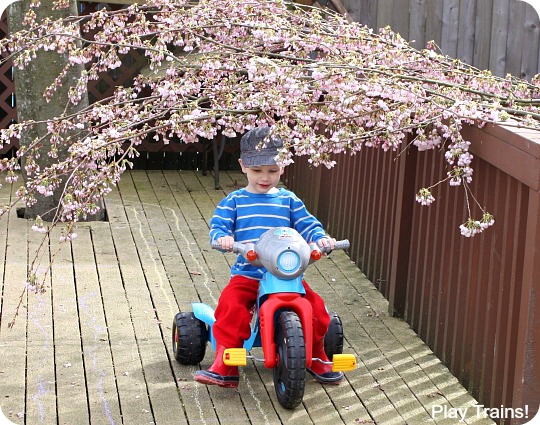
{"left": 277, "top": 250, "right": 300, "bottom": 273}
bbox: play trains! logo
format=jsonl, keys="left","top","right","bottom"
{"left": 432, "top": 404, "right": 540, "bottom": 424}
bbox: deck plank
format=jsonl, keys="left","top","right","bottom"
{"left": 71, "top": 226, "right": 123, "bottom": 424}
{"left": 161, "top": 171, "right": 225, "bottom": 307}
{"left": 49, "top": 227, "right": 91, "bottom": 425}
{"left": 0, "top": 205, "right": 28, "bottom": 424}
{"left": 0, "top": 170, "right": 495, "bottom": 425}
{"left": 0, "top": 181, "right": 13, "bottom": 329}
{"left": 25, "top": 228, "right": 56, "bottom": 425}
{"left": 109, "top": 173, "right": 190, "bottom": 425}
{"left": 90, "top": 221, "right": 156, "bottom": 424}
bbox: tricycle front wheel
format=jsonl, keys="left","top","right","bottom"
{"left": 273, "top": 311, "right": 306, "bottom": 409}
{"left": 172, "top": 312, "right": 207, "bottom": 365}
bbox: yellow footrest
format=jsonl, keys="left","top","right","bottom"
{"left": 331, "top": 354, "right": 357, "bottom": 372}
{"left": 223, "top": 348, "right": 247, "bottom": 366}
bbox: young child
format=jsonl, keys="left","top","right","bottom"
{"left": 194, "top": 126, "right": 343, "bottom": 388}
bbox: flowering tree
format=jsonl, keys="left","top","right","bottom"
{"left": 1, "top": 0, "right": 540, "bottom": 282}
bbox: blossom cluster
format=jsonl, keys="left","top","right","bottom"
{"left": 459, "top": 213, "right": 496, "bottom": 238}
{"left": 415, "top": 188, "right": 435, "bottom": 206}
{"left": 0, "top": 0, "right": 539, "bottom": 239}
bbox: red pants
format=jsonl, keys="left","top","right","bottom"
{"left": 212, "top": 275, "right": 330, "bottom": 348}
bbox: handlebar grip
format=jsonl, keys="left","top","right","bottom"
{"left": 232, "top": 242, "right": 246, "bottom": 254}
{"left": 211, "top": 240, "right": 222, "bottom": 250}
{"left": 335, "top": 240, "right": 350, "bottom": 250}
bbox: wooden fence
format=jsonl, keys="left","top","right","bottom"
{"left": 283, "top": 123, "right": 540, "bottom": 423}
{"left": 341, "top": 0, "right": 540, "bottom": 80}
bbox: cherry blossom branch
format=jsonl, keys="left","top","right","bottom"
{"left": 0, "top": 0, "right": 538, "bottom": 261}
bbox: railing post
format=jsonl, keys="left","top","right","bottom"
{"left": 511, "top": 187, "right": 540, "bottom": 423}
{"left": 388, "top": 140, "right": 417, "bottom": 318}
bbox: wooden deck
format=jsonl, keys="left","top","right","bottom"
{"left": 0, "top": 170, "right": 494, "bottom": 425}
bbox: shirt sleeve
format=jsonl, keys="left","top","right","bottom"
{"left": 209, "top": 192, "right": 237, "bottom": 243}
{"left": 289, "top": 192, "right": 327, "bottom": 242}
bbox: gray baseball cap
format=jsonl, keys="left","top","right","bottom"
{"left": 240, "top": 127, "right": 283, "bottom": 167}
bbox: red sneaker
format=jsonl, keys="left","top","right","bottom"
{"left": 194, "top": 344, "right": 239, "bottom": 388}
{"left": 307, "top": 339, "right": 344, "bottom": 385}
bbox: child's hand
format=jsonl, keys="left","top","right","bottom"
{"left": 218, "top": 236, "right": 235, "bottom": 251}
{"left": 317, "top": 237, "right": 336, "bottom": 253}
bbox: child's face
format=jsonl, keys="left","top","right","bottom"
{"left": 239, "top": 160, "right": 284, "bottom": 194}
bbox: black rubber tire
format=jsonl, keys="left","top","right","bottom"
{"left": 172, "top": 312, "right": 207, "bottom": 365}
{"left": 273, "top": 311, "right": 306, "bottom": 409}
{"left": 324, "top": 311, "right": 344, "bottom": 360}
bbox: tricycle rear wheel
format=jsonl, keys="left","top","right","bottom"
{"left": 324, "top": 311, "right": 344, "bottom": 360}
{"left": 273, "top": 311, "right": 306, "bottom": 409}
{"left": 172, "top": 312, "right": 207, "bottom": 365}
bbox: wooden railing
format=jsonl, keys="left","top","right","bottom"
{"left": 283, "top": 123, "right": 540, "bottom": 423}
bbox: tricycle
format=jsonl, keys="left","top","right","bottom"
{"left": 171, "top": 227, "right": 356, "bottom": 409}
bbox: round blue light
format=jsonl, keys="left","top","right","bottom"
{"left": 277, "top": 250, "right": 300, "bottom": 273}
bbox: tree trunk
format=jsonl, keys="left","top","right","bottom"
{"left": 8, "top": 0, "right": 101, "bottom": 221}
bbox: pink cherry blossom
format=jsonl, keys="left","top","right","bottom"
{"left": 1, "top": 0, "right": 537, "bottom": 249}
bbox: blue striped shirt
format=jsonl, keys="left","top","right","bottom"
{"left": 210, "top": 188, "right": 327, "bottom": 279}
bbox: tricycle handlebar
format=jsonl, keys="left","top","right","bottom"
{"left": 211, "top": 239, "right": 350, "bottom": 254}
{"left": 211, "top": 230, "right": 349, "bottom": 278}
